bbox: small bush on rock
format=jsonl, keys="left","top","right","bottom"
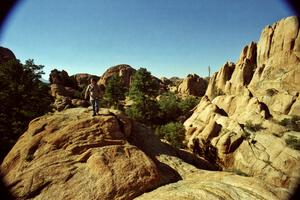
{"left": 245, "top": 120, "right": 264, "bottom": 132}
{"left": 279, "top": 116, "right": 300, "bottom": 131}
{"left": 285, "top": 135, "right": 300, "bottom": 150}
{"left": 155, "top": 122, "right": 186, "bottom": 149}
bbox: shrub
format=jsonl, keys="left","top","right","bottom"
{"left": 225, "top": 168, "right": 250, "bottom": 177}
{"left": 266, "top": 88, "right": 278, "bottom": 96}
{"left": 25, "top": 153, "right": 34, "bottom": 162}
{"left": 126, "top": 98, "right": 159, "bottom": 124}
{"left": 155, "top": 122, "right": 186, "bottom": 149}
{"left": 74, "top": 91, "right": 82, "bottom": 99}
{"left": 242, "top": 129, "right": 251, "bottom": 140}
{"left": 245, "top": 120, "right": 264, "bottom": 132}
{"left": 178, "top": 96, "right": 199, "bottom": 114}
{"left": 285, "top": 135, "right": 300, "bottom": 150}
{"left": 157, "top": 92, "right": 199, "bottom": 123}
{"left": 215, "top": 88, "right": 225, "bottom": 96}
{"left": 279, "top": 116, "right": 300, "bottom": 131}
{"left": 157, "top": 92, "right": 181, "bottom": 122}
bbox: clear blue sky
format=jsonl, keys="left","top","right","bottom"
{"left": 0, "top": 0, "right": 293, "bottom": 80}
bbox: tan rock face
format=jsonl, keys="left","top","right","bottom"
{"left": 184, "top": 17, "right": 300, "bottom": 194}
{"left": 205, "top": 42, "right": 257, "bottom": 100}
{"left": 289, "top": 96, "right": 300, "bottom": 116}
{"left": 98, "top": 64, "right": 136, "bottom": 88}
{"left": 130, "top": 121, "right": 290, "bottom": 200}
{"left": 256, "top": 16, "right": 299, "bottom": 69}
{"left": 205, "top": 17, "right": 300, "bottom": 117}
{"left": 184, "top": 96, "right": 300, "bottom": 191}
{"left": 249, "top": 16, "right": 300, "bottom": 115}
{"left": 205, "top": 62, "right": 235, "bottom": 99}
{"left": 0, "top": 108, "right": 160, "bottom": 200}
{"left": 136, "top": 171, "right": 289, "bottom": 200}
{"left": 230, "top": 42, "right": 257, "bottom": 87}
{"left": 178, "top": 74, "right": 208, "bottom": 96}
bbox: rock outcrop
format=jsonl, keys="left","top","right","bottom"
{"left": 184, "top": 16, "right": 300, "bottom": 195}
{"left": 49, "top": 69, "right": 75, "bottom": 88}
{"left": 49, "top": 69, "right": 98, "bottom": 111}
{"left": 137, "top": 171, "right": 289, "bottom": 200}
{"left": 159, "top": 76, "right": 183, "bottom": 93}
{"left": 0, "top": 46, "right": 16, "bottom": 64}
{"left": 71, "top": 73, "right": 98, "bottom": 89}
{"left": 206, "top": 16, "right": 300, "bottom": 117}
{"left": 1, "top": 108, "right": 161, "bottom": 199}
{"left": 249, "top": 16, "right": 300, "bottom": 116}
{"left": 1, "top": 107, "right": 292, "bottom": 200}
{"left": 98, "top": 64, "right": 136, "bottom": 88}
{"left": 184, "top": 96, "right": 300, "bottom": 189}
{"left": 178, "top": 74, "right": 208, "bottom": 96}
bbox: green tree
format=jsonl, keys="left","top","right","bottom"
{"left": 0, "top": 59, "right": 53, "bottom": 161}
{"left": 178, "top": 96, "right": 199, "bottom": 114}
{"left": 157, "top": 92, "right": 199, "bottom": 123}
{"left": 126, "top": 68, "right": 160, "bottom": 124}
{"left": 155, "top": 122, "right": 186, "bottom": 149}
{"left": 158, "top": 92, "right": 181, "bottom": 122}
{"left": 103, "top": 74, "right": 126, "bottom": 110}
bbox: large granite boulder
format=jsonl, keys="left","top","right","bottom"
{"left": 0, "top": 108, "right": 161, "bottom": 199}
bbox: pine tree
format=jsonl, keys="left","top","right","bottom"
{"left": 103, "top": 74, "right": 126, "bottom": 110}
{"left": 126, "top": 68, "right": 160, "bottom": 124}
{"left": 0, "top": 59, "right": 53, "bottom": 160}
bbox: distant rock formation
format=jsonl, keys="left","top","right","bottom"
{"left": 98, "top": 64, "right": 136, "bottom": 88}
{"left": 178, "top": 74, "right": 208, "bottom": 96}
{"left": 0, "top": 46, "right": 16, "bottom": 64}
{"left": 70, "top": 73, "right": 98, "bottom": 89}
{"left": 49, "top": 69, "right": 98, "bottom": 111}
{"left": 184, "top": 16, "right": 300, "bottom": 194}
{"left": 49, "top": 69, "right": 75, "bottom": 88}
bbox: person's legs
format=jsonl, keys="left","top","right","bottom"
{"left": 91, "top": 100, "right": 96, "bottom": 116}
{"left": 95, "top": 99, "right": 99, "bottom": 114}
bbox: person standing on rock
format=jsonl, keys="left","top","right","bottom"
{"left": 85, "top": 77, "right": 103, "bottom": 116}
